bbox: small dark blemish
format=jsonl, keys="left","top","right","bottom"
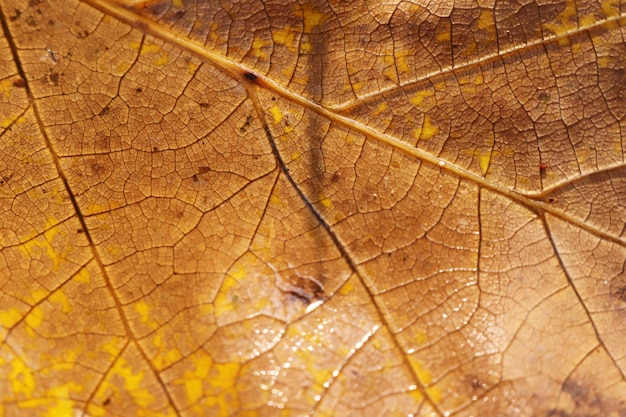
{"left": 99, "top": 105, "right": 110, "bottom": 116}
{"left": 135, "top": 87, "right": 143, "bottom": 93}
{"left": 175, "top": 10, "right": 185, "bottom": 18}
{"left": 240, "top": 115, "right": 253, "bottom": 132}
{"left": 330, "top": 173, "right": 339, "bottom": 183}
{"left": 48, "top": 72, "right": 59, "bottom": 85}
{"left": 9, "top": 9, "right": 21, "bottom": 21}
{"left": 283, "top": 275, "right": 325, "bottom": 306}
{"left": 198, "top": 166, "right": 210, "bottom": 174}
{"left": 271, "top": 96, "right": 276, "bottom": 101}
{"left": 13, "top": 78, "right": 26, "bottom": 88}
{"left": 76, "top": 228, "right": 83, "bottom": 234}
{"left": 103, "top": 397, "right": 111, "bottom": 406}
{"left": 47, "top": 19, "right": 54, "bottom": 25}
{"left": 199, "top": 102, "right": 209, "bottom": 108}
{"left": 244, "top": 72, "right": 257, "bottom": 82}
{"left": 192, "top": 174, "right": 199, "bottom": 182}
{"left": 614, "top": 286, "right": 626, "bottom": 303}
{"left": 152, "top": 146, "right": 158, "bottom": 152}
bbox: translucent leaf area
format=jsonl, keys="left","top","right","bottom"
{"left": 1, "top": 0, "right": 625, "bottom": 416}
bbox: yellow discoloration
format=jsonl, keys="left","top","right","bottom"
{"left": 134, "top": 301, "right": 157, "bottom": 330}
{"left": 479, "top": 152, "right": 491, "bottom": 175}
{"left": 29, "top": 289, "right": 48, "bottom": 305}
{"left": 338, "top": 280, "right": 354, "bottom": 295}
{"left": 172, "top": 0, "right": 183, "bottom": 7}
{"left": 408, "top": 355, "right": 432, "bottom": 384}
{"left": 300, "top": 40, "right": 313, "bottom": 53}
{"left": 602, "top": 0, "right": 620, "bottom": 16}
{"left": 319, "top": 193, "right": 332, "bottom": 208}
{"left": 251, "top": 38, "right": 271, "bottom": 59}
{"left": 579, "top": 15, "right": 595, "bottom": 27}
{"left": 383, "top": 56, "right": 398, "bottom": 84}
{"left": 396, "top": 52, "right": 411, "bottom": 74}
{"left": 269, "top": 105, "right": 283, "bottom": 124}
{"left": 476, "top": 9, "right": 494, "bottom": 32}
{"left": 436, "top": 29, "right": 451, "bottom": 42}
{"left": 297, "top": 4, "right": 326, "bottom": 33}
{"left": 19, "top": 216, "right": 69, "bottom": 271}
{"left": 187, "top": 61, "right": 199, "bottom": 75}
{"left": 75, "top": 267, "right": 91, "bottom": 284}
{"left": 273, "top": 26, "right": 298, "bottom": 53}
{"left": 103, "top": 357, "right": 154, "bottom": 408}
{"left": 413, "top": 115, "right": 439, "bottom": 141}
{"left": 544, "top": 0, "right": 577, "bottom": 35}
{"left": 179, "top": 352, "right": 241, "bottom": 416}
{"left": 0, "top": 78, "right": 17, "bottom": 100}
{"left": 25, "top": 306, "right": 44, "bottom": 337}
{"left": 409, "top": 89, "right": 435, "bottom": 108}
{"left": 291, "top": 151, "right": 301, "bottom": 161}
{"left": 1, "top": 112, "right": 24, "bottom": 129}
{"left": 0, "top": 308, "right": 22, "bottom": 328}
{"left": 10, "top": 356, "right": 36, "bottom": 397}
{"left": 214, "top": 273, "right": 241, "bottom": 317}
{"left": 101, "top": 336, "right": 124, "bottom": 356}
{"left": 49, "top": 291, "right": 72, "bottom": 313}
{"left": 153, "top": 53, "right": 169, "bottom": 67}
{"left": 414, "top": 329, "right": 427, "bottom": 346}
{"left": 43, "top": 383, "right": 83, "bottom": 417}
{"left": 151, "top": 329, "right": 182, "bottom": 369}
{"left": 372, "top": 102, "right": 388, "bottom": 116}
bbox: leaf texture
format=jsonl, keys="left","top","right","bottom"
{"left": 1, "top": 0, "right": 625, "bottom": 416}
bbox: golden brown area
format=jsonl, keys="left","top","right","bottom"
{"left": 1, "top": 0, "right": 625, "bottom": 416}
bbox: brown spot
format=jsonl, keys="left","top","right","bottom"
{"left": 283, "top": 275, "right": 325, "bottom": 305}
{"left": 244, "top": 72, "right": 257, "bottom": 82}
{"left": 99, "top": 105, "right": 110, "bottom": 116}
{"left": 48, "top": 72, "right": 59, "bottom": 86}
{"left": 9, "top": 9, "right": 21, "bottom": 21}
{"left": 174, "top": 10, "right": 185, "bottom": 18}
{"left": 198, "top": 166, "right": 211, "bottom": 174}
{"left": 103, "top": 397, "right": 111, "bottom": 406}
{"left": 13, "top": 78, "right": 26, "bottom": 88}
{"left": 192, "top": 174, "right": 199, "bottom": 182}
{"left": 135, "top": 87, "right": 143, "bottom": 93}
{"left": 76, "top": 228, "right": 83, "bottom": 234}
{"left": 240, "top": 115, "right": 253, "bottom": 132}
{"left": 614, "top": 286, "right": 626, "bottom": 303}
{"left": 330, "top": 173, "right": 340, "bottom": 183}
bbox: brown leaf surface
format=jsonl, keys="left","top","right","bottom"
{"left": 1, "top": 0, "right": 626, "bottom": 416}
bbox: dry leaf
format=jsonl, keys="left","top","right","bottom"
{"left": 1, "top": 0, "right": 625, "bottom": 416}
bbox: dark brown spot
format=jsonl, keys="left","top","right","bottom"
{"left": 240, "top": 115, "right": 253, "bottom": 132}
{"left": 135, "top": 87, "right": 143, "bottom": 93}
{"left": 9, "top": 9, "right": 21, "bottom": 21}
{"left": 103, "top": 397, "right": 111, "bottom": 406}
{"left": 614, "top": 286, "right": 626, "bottom": 303}
{"left": 192, "top": 174, "right": 199, "bottom": 182}
{"left": 174, "top": 10, "right": 185, "bottom": 18}
{"left": 99, "top": 105, "right": 110, "bottom": 116}
{"left": 48, "top": 72, "right": 59, "bottom": 86}
{"left": 76, "top": 228, "right": 83, "bottom": 234}
{"left": 283, "top": 275, "right": 325, "bottom": 305}
{"left": 13, "top": 78, "right": 26, "bottom": 88}
{"left": 198, "top": 166, "right": 211, "bottom": 174}
{"left": 330, "top": 173, "right": 340, "bottom": 183}
{"left": 152, "top": 146, "right": 158, "bottom": 152}
{"left": 244, "top": 72, "right": 257, "bottom": 82}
